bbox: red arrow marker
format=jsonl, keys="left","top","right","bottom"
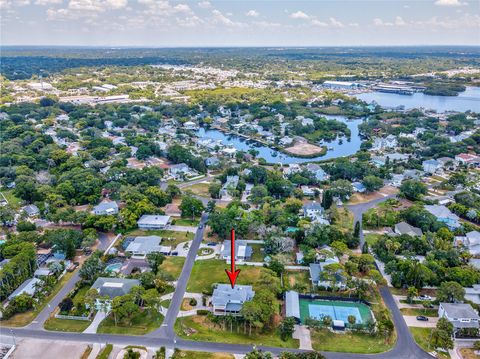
{"left": 225, "top": 228, "right": 241, "bottom": 288}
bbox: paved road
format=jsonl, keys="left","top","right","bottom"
{"left": 27, "top": 232, "right": 114, "bottom": 330}
{"left": 347, "top": 194, "right": 396, "bottom": 249}
{"left": 148, "top": 213, "right": 209, "bottom": 338}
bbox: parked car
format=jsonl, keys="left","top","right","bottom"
{"left": 416, "top": 316, "right": 429, "bottom": 321}
{"left": 199, "top": 224, "right": 203, "bottom": 229}
{"left": 418, "top": 295, "right": 432, "bottom": 301}
{"left": 171, "top": 251, "right": 178, "bottom": 256}
{"left": 207, "top": 242, "right": 217, "bottom": 246}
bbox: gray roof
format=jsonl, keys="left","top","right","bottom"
{"left": 303, "top": 202, "right": 323, "bottom": 211}
{"left": 8, "top": 278, "right": 42, "bottom": 300}
{"left": 125, "top": 235, "right": 162, "bottom": 254}
{"left": 425, "top": 205, "right": 459, "bottom": 220}
{"left": 394, "top": 222, "right": 423, "bottom": 237}
{"left": 309, "top": 261, "right": 345, "bottom": 284}
{"left": 440, "top": 303, "right": 480, "bottom": 328}
{"left": 221, "top": 240, "right": 252, "bottom": 259}
{"left": 91, "top": 277, "right": 140, "bottom": 299}
{"left": 212, "top": 284, "right": 255, "bottom": 307}
{"left": 23, "top": 204, "right": 39, "bottom": 216}
{"left": 285, "top": 290, "right": 300, "bottom": 319}
{"left": 93, "top": 201, "right": 118, "bottom": 213}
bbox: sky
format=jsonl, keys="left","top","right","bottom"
{"left": 1, "top": 0, "right": 479, "bottom": 46}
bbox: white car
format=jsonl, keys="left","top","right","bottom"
{"left": 418, "top": 295, "right": 433, "bottom": 301}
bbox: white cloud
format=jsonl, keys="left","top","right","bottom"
{"left": 245, "top": 9, "right": 259, "bottom": 17}
{"left": 311, "top": 19, "right": 328, "bottom": 27}
{"left": 211, "top": 9, "right": 244, "bottom": 27}
{"left": 394, "top": 16, "right": 406, "bottom": 26}
{"left": 328, "top": 17, "right": 344, "bottom": 28}
{"left": 434, "top": 0, "right": 466, "bottom": 6}
{"left": 373, "top": 16, "right": 406, "bottom": 27}
{"left": 35, "top": 0, "right": 62, "bottom": 5}
{"left": 174, "top": 3, "right": 191, "bottom": 13}
{"left": 290, "top": 10, "right": 310, "bottom": 19}
{"left": 197, "top": 0, "right": 210, "bottom": 8}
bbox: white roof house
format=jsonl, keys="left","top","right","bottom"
{"left": 125, "top": 236, "right": 171, "bottom": 258}
{"left": 137, "top": 215, "right": 171, "bottom": 230}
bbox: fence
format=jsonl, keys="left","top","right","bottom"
{"left": 54, "top": 314, "right": 91, "bottom": 321}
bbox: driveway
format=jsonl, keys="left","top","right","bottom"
{"left": 293, "top": 325, "right": 312, "bottom": 350}
{"left": 403, "top": 316, "right": 438, "bottom": 328}
{"left": 83, "top": 311, "right": 108, "bottom": 334}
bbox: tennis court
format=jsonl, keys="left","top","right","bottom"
{"left": 299, "top": 299, "right": 373, "bottom": 326}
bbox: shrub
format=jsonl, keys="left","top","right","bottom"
{"left": 197, "top": 309, "right": 210, "bottom": 315}
{"left": 189, "top": 298, "right": 197, "bottom": 306}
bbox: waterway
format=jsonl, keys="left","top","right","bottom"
{"left": 355, "top": 86, "right": 480, "bottom": 113}
{"left": 196, "top": 115, "right": 363, "bottom": 164}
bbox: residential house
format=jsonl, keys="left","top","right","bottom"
{"left": 455, "top": 153, "right": 480, "bottom": 166}
{"left": 93, "top": 200, "right": 119, "bottom": 215}
{"left": 303, "top": 202, "right": 329, "bottom": 225}
{"left": 8, "top": 277, "right": 42, "bottom": 301}
{"left": 394, "top": 222, "right": 423, "bottom": 237}
{"left": 125, "top": 235, "right": 171, "bottom": 258}
{"left": 309, "top": 258, "right": 346, "bottom": 290}
{"left": 183, "top": 121, "right": 198, "bottom": 130}
{"left": 422, "top": 159, "right": 442, "bottom": 174}
{"left": 205, "top": 156, "right": 220, "bottom": 168}
{"left": 371, "top": 135, "right": 398, "bottom": 151}
{"left": 91, "top": 277, "right": 140, "bottom": 312}
{"left": 220, "top": 176, "right": 239, "bottom": 200}
{"left": 425, "top": 205, "right": 461, "bottom": 230}
{"left": 211, "top": 284, "right": 255, "bottom": 316}
{"left": 352, "top": 182, "right": 366, "bottom": 193}
{"left": 169, "top": 163, "right": 193, "bottom": 180}
{"left": 301, "top": 186, "right": 316, "bottom": 197}
{"left": 389, "top": 174, "right": 405, "bottom": 187}
{"left": 438, "top": 303, "right": 480, "bottom": 335}
{"left": 137, "top": 215, "right": 171, "bottom": 230}
{"left": 220, "top": 239, "right": 252, "bottom": 264}
{"left": 279, "top": 136, "right": 294, "bottom": 147}
{"left": 305, "top": 164, "right": 329, "bottom": 181}
{"left": 23, "top": 204, "right": 40, "bottom": 217}
{"left": 455, "top": 231, "right": 480, "bottom": 255}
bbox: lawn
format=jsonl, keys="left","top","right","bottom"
{"left": 284, "top": 270, "right": 311, "bottom": 293}
{"left": 96, "top": 344, "right": 113, "bottom": 359}
{"left": 400, "top": 308, "right": 438, "bottom": 317}
{"left": 97, "top": 310, "right": 163, "bottom": 335}
{"left": 409, "top": 327, "right": 450, "bottom": 359}
{"left": 183, "top": 182, "right": 213, "bottom": 198}
{"left": 44, "top": 317, "right": 91, "bottom": 332}
{"left": 160, "top": 299, "right": 171, "bottom": 308}
{"left": 159, "top": 256, "right": 185, "bottom": 279}
{"left": 310, "top": 328, "right": 395, "bottom": 354}
{"left": 364, "top": 233, "right": 382, "bottom": 247}
{"left": 187, "top": 259, "right": 265, "bottom": 293}
{"left": 172, "top": 217, "right": 200, "bottom": 227}
{"left": 331, "top": 207, "right": 354, "bottom": 232}
{"left": 249, "top": 243, "right": 265, "bottom": 262}
{"left": 126, "top": 229, "right": 194, "bottom": 247}
{"left": 172, "top": 350, "right": 233, "bottom": 359}
{"left": 0, "top": 271, "right": 75, "bottom": 327}
{"left": 175, "top": 315, "right": 298, "bottom": 348}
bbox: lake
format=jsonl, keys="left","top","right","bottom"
{"left": 355, "top": 86, "right": 480, "bottom": 113}
{"left": 197, "top": 115, "right": 364, "bottom": 164}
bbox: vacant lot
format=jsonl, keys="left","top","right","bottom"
{"left": 12, "top": 338, "right": 88, "bottom": 359}
{"left": 187, "top": 259, "right": 266, "bottom": 293}
{"left": 97, "top": 310, "right": 163, "bottom": 335}
{"left": 44, "top": 317, "right": 91, "bottom": 332}
{"left": 160, "top": 256, "right": 185, "bottom": 279}
{"left": 126, "top": 229, "right": 194, "bottom": 247}
{"left": 311, "top": 329, "right": 394, "bottom": 354}
{"left": 183, "top": 182, "right": 214, "bottom": 198}
{"left": 175, "top": 315, "right": 298, "bottom": 348}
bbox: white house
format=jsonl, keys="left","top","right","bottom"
{"left": 8, "top": 277, "right": 42, "bottom": 301}
{"left": 422, "top": 159, "right": 442, "bottom": 174}
{"left": 455, "top": 231, "right": 480, "bottom": 255}
{"left": 93, "top": 200, "right": 119, "bottom": 215}
{"left": 125, "top": 235, "right": 171, "bottom": 258}
{"left": 220, "top": 239, "right": 252, "bottom": 264}
{"left": 211, "top": 284, "right": 255, "bottom": 316}
{"left": 137, "top": 215, "right": 171, "bottom": 230}
{"left": 438, "top": 303, "right": 480, "bottom": 335}
{"left": 305, "top": 164, "right": 329, "bottom": 182}
{"left": 169, "top": 163, "right": 194, "bottom": 180}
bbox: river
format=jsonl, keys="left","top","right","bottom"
{"left": 354, "top": 86, "right": 480, "bottom": 113}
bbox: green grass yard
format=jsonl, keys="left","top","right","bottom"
{"left": 159, "top": 256, "right": 185, "bottom": 280}
{"left": 400, "top": 308, "right": 438, "bottom": 317}
{"left": 175, "top": 315, "right": 298, "bottom": 348}
{"left": 96, "top": 344, "right": 113, "bottom": 359}
{"left": 172, "top": 350, "right": 234, "bottom": 359}
{"left": 44, "top": 317, "right": 91, "bottom": 332}
{"left": 97, "top": 310, "right": 163, "bottom": 335}
{"left": 187, "top": 259, "right": 266, "bottom": 293}
{"left": 172, "top": 217, "right": 200, "bottom": 226}
{"left": 249, "top": 243, "right": 265, "bottom": 262}
{"left": 311, "top": 329, "right": 395, "bottom": 354}
{"left": 409, "top": 327, "right": 449, "bottom": 359}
